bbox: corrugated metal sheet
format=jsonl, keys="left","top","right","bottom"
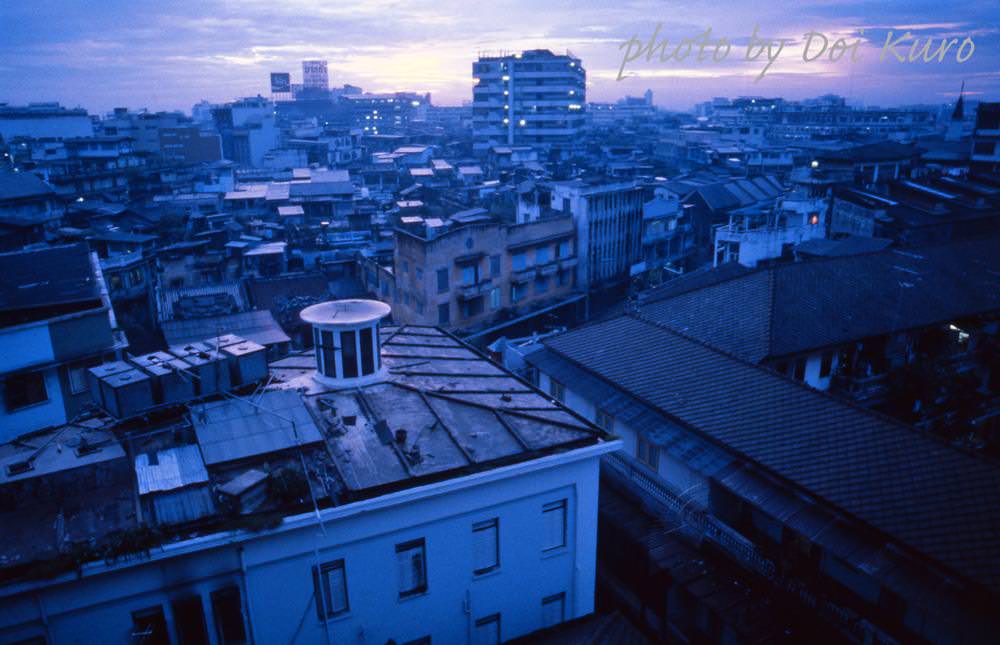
{"left": 193, "top": 390, "right": 323, "bottom": 465}
{"left": 152, "top": 487, "right": 215, "bottom": 525}
{"left": 135, "top": 444, "right": 208, "bottom": 495}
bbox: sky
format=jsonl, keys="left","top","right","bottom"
{"left": 1, "top": 0, "right": 998, "bottom": 115}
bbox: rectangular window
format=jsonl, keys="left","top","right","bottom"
{"left": 534, "top": 276, "right": 548, "bottom": 295}
{"left": 512, "top": 252, "right": 526, "bottom": 271}
{"left": 556, "top": 270, "right": 568, "bottom": 287}
{"left": 793, "top": 357, "right": 806, "bottom": 381}
{"left": 511, "top": 283, "right": 526, "bottom": 303}
{"left": 172, "top": 595, "right": 209, "bottom": 645}
{"left": 489, "top": 287, "right": 501, "bottom": 310}
{"left": 549, "top": 378, "right": 565, "bottom": 403}
{"left": 438, "top": 303, "right": 450, "bottom": 325}
{"left": 436, "top": 268, "right": 449, "bottom": 293}
{"left": 210, "top": 587, "right": 247, "bottom": 644}
{"left": 557, "top": 240, "right": 570, "bottom": 258}
{"left": 536, "top": 245, "right": 550, "bottom": 264}
{"left": 396, "top": 539, "right": 427, "bottom": 597}
{"left": 131, "top": 606, "right": 169, "bottom": 645}
{"left": 595, "top": 409, "right": 613, "bottom": 432}
{"left": 359, "top": 327, "right": 375, "bottom": 375}
{"left": 474, "top": 614, "right": 500, "bottom": 645}
{"left": 541, "top": 593, "right": 566, "bottom": 628}
{"left": 542, "top": 500, "right": 567, "bottom": 551}
{"left": 819, "top": 351, "right": 834, "bottom": 378}
{"left": 473, "top": 519, "right": 499, "bottom": 575}
{"left": 341, "top": 330, "right": 358, "bottom": 378}
{"left": 490, "top": 254, "right": 501, "bottom": 276}
{"left": 637, "top": 436, "right": 660, "bottom": 471}
{"left": 313, "top": 559, "right": 349, "bottom": 619}
{"left": 462, "top": 265, "right": 476, "bottom": 286}
{"left": 4, "top": 372, "right": 48, "bottom": 411}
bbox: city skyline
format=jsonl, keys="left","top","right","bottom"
{"left": 1, "top": 0, "right": 998, "bottom": 114}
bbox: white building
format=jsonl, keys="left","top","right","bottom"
{"left": 549, "top": 178, "right": 645, "bottom": 290}
{"left": 0, "top": 243, "right": 126, "bottom": 444}
{"left": 472, "top": 50, "right": 586, "bottom": 155}
{"left": 0, "top": 103, "right": 94, "bottom": 141}
{"left": 0, "top": 300, "right": 618, "bottom": 644}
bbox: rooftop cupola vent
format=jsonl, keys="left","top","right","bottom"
{"left": 300, "top": 299, "right": 391, "bottom": 388}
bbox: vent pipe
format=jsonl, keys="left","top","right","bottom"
{"left": 300, "top": 299, "right": 391, "bottom": 388}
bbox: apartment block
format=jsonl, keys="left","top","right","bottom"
{"left": 472, "top": 50, "right": 585, "bottom": 155}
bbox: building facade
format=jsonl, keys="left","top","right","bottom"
{"left": 472, "top": 50, "right": 586, "bottom": 155}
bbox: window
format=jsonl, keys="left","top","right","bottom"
{"left": 793, "top": 357, "right": 806, "bottom": 381}
{"left": 541, "top": 593, "right": 566, "bottom": 628}
{"left": 341, "top": 330, "right": 358, "bottom": 378}
{"left": 534, "top": 276, "right": 548, "bottom": 295}
{"left": 511, "top": 282, "right": 526, "bottom": 303}
{"left": 536, "top": 245, "right": 550, "bottom": 264}
{"left": 462, "top": 265, "right": 477, "bottom": 286}
{"left": 473, "top": 519, "right": 499, "bottom": 575}
{"left": 402, "top": 259, "right": 409, "bottom": 274}
{"left": 819, "top": 351, "right": 834, "bottom": 378}
{"left": 556, "top": 240, "right": 570, "bottom": 259}
{"left": 489, "top": 287, "right": 501, "bottom": 310}
{"left": 549, "top": 378, "right": 565, "bottom": 402}
{"left": 359, "top": 327, "right": 375, "bottom": 376}
{"left": 132, "top": 606, "right": 169, "bottom": 645}
{"left": 474, "top": 614, "right": 500, "bottom": 645}
{"left": 542, "top": 500, "right": 567, "bottom": 551}
{"left": 436, "top": 268, "right": 449, "bottom": 293}
{"left": 637, "top": 436, "right": 659, "bottom": 471}
{"left": 490, "top": 254, "right": 501, "bottom": 276}
{"left": 595, "top": 409, "right": 614, "bottom": 432}
{"left": 438, "top": 303, "right": 450, "bottom": 325}
{"left": 172, "top": 595, "right": 209, "bottom": 645}
{"left": 210, "top": 587, "right": 247, "bottom": 644}
{"left": 512, "top": 252, "right": 526, "bottom": 271}
{"left": 396, "top": 539, "right": 427, "bottom": 597}
{"left": 556, "top": 270, "right": 568, "bottom": 287}
{"left": 4, "top": 372, "right": 47, "bottom": 411}
{"left": 313, "top": 559, "right": 349, "bottom": 619}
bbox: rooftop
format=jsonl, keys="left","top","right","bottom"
{"left": 533, "top": 312, "right": 1000, "bottom": 592}
{"left": 638, "top": 236, "right": 1000, "bottom": 361}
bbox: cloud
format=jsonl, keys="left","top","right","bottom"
{"left": 0, "top": 0, "right": 996, "bottom": 112}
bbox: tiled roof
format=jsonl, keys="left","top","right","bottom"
{"left": 0, "top": 170, "right": 55, "bottom": 202}
{"left": 639, "top": 236, "right": 1000, "bottom": 361}
{"left": 540, "top": 313, "right": 1000, "bottom": 591}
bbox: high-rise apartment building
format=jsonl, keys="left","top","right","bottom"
{"left": 472, "top": 50, "right": 585, "bottom": 155}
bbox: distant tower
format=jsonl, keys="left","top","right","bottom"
{"left": 946, "top": 81, "right": 966, "bottom": 141}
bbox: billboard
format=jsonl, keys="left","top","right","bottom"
{"left": 270, "top": 72, "right": 291, "bottom": 93}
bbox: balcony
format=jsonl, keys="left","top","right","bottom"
{"left": 535, "top": 261, "right": 559, "bottom": 277}
{"left": 511, "top": 267, "right": 534, "bottom": 283}
{"left": 458, "top": 279, "right": 492, "bottom": 300}
{"left": 558, "top": 257, "right": 577, "bottom": 271}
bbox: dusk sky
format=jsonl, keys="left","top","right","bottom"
{"left": 2, "top": 0, "right": 998, "bottom": 114}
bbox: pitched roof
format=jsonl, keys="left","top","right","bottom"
{"left": 540, "top": 313, "right": 1000, "bottom": 591}
{"left": 0, "top": 243, "right": 101, "bottom": 323}
{"left": 639, "top": 237, "right": 1000, "bottom": 361}
{"left": 0, "top": 170, "right": 55, "bottom": 202}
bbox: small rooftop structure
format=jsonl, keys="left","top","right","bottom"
{"left": 300, "top": 299, "right": 391, "bottom": 388}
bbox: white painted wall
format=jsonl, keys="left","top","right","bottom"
{"left": 0, "top": 446, "right": 613, "bottom": 645}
